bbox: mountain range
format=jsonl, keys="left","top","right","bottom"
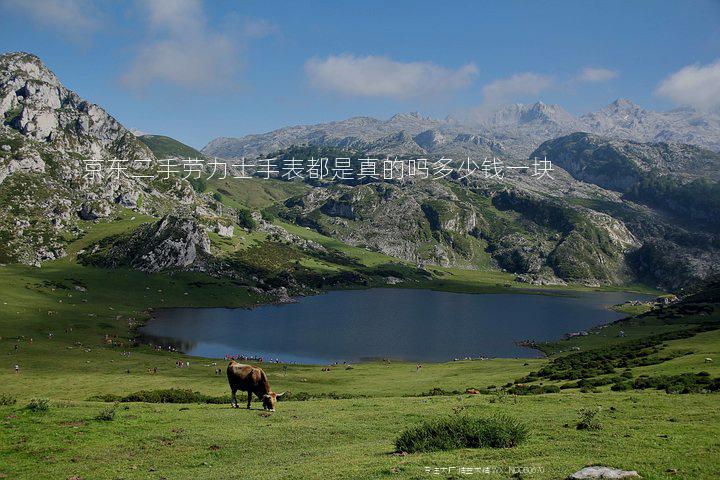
{"left": 203, "top": 100, "right": 720, "bottom": 160}
{"left": 1, "top": 51, "right": 719, "bottom": 294}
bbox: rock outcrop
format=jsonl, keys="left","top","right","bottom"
{"left": 80, "top": 215, "right": 211, "bottom": 273}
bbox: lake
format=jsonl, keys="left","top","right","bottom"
{"left": 139, "top": 288, "right": 653, "bottom": 364}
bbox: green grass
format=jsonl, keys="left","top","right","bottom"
{"left": 1, "top": 256, "right": 719, "bottom": 479}
{"left": 1, "top": 392, "right": 718, "bottom": 479}
{"left": 208, "top": 177, "right": 308, "bottom": 210}
{"left": 1, "top": 201, "right": 719, "bottom": 479}
{"left": 395, "top": 414, "right": 529, "bottom": 452}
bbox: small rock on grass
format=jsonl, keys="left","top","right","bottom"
{"left": 568, "top": 466, "right": 640, "bottom": 479}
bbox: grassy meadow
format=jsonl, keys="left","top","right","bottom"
{"left": 1, "top": 215, "right": 719, "bottom": 479}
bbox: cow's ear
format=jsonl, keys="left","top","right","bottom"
{"left": 276, "top": 391, "right": 287, "bottom": 398}
{"left": 262, "top": 394, "right": 270, "bottom": 399}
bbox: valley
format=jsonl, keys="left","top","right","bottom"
{"left": 1, "top": 49, "right": 719, "bottom": 479}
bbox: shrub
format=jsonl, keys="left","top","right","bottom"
{"left": 395, "top": 415, "right": 528, "bottom": 453}
{"left": 488, "top": 391, "right": 507, "bottom": 404}
{"left": 419, "top": 387, "right": 461, "bottom": 397}
{"left": 506, "top": 384, "right": 560, "bottom": 395}
{"left": 188, "top": 177, "right": 206, "bottom": 193}
{"left": 26, "top": 397, "right": 50, "bottom": 412}
{"left": 632, "top": 373, "right": 720, "bottom": 394}
{"left": 260, "top": 210, "right": 277, "bottom": 222}
{"left": 237, "top": 209, "right": 257, "bottom": 230}
{"left": 121, "top": 389, "right": 226, "bottom": 404}
{"left": 611, "top": 382, "right": 631, "bottom": 391}
{"left": 0, "top": 393, "right": 17, "bottom": 406}
{"left": 576, "top": 407, "right": 602, "bottom": 430}
{"left": 96, "top": 403, "right": 118, "bottom": 421}
{"left": 531, "top": 328, "right": 708, "bottom": 383}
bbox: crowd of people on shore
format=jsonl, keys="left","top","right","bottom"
{"left": 224, "top": 353, "right": 294, "bottom": 364}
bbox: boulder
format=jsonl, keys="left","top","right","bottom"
{"left": 115, "top": 192, "right": 140, "bottom": 209}
{"left": 78, "top": 202, "right": 111, "bottom": 220}
{"left": 217, "top": 223, "right": 234, "bottom": 238}
{"left": 567, "top": 466, "right": 640, "bottom": 479}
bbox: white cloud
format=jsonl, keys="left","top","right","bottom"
{"left": 305, "top": 54, "right": 478, "bottom": 98}
{"left": 657, "top": 59, "right": 720, "bottom": 110}
{"left": 0, "top": 0, "right": 102, "bottom": 40}
{"left": 576, "top": 67, "right": 619, "bottom": 83}
{"left": 120, "top": 0, "right": 242, "bottom": 91}
{"left": 481, "top": 72, "right": 554, "bottom": 107}
{"left": 241, "top": 18, "right": 279, "bottom": 39}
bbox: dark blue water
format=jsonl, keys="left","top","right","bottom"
{"left": 139, "top": 288, "right": 652, "bottom": 363}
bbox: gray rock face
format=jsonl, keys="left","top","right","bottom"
{"left": 0, "top": 52, "right": 152, "bottom": 159}
{"left": 216, "top": 223, "right": 234, "bottom": 237}
{"left": 0, "top": 52, "right": 236, "bottom": 266}
{"left": 567, "top": 466, "right": 640, "bottom": 479}
{"left": 0, "top": 153, "right": 45, "bottom": 186}
{"left": 139, "top": 216, "right": 211, "bottom": 272}
{"left": 115, "top": 192, "right": 141, "bottom": 209}
{"left": 78, "top": 203, "right": 111, "bottom": 221}
{"left": 532, "top": 132, "right": 720, "bottom": 192}
{"left": 581, "top": 99, "right": 720, "bottom": 151}
{"left": 80, "top": 215, "right": 211, "bottom": 273}
{"left": 280, "top": 177, "right": 639, "bottom": 283}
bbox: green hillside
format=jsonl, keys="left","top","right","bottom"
{"left": 138, "top": 134, "right": 204, "bottom": 159}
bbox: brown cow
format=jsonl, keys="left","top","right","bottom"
{"left": 226, "top": 361, "right": 286, "bottom": 411}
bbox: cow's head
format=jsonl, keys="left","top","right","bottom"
{"left": 262, "top": 391, "right": 286, "bottom": 411}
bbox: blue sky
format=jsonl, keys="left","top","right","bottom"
{"left": 1, "top": 0, "right": 719, "bottom": 149}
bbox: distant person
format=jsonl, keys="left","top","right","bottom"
{"left": 14, "top": 364, "right": 20, "bottom": 374}
{"left": 416, "top": 364, "right": 422, "bottom": 372}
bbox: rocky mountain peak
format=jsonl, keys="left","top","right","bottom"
{"left": 413, "top": 129, "right": 446, "bottom": 149}
{"left": 484, "top": 102, "right": 577, "bottom": 128}
{"left": 390, "top": 111, "right": 422, "bottom": 121}
{"left": 0, "top": 52, "right": 61, "bottom": 87}
{"left": 0, "top": 51, "right": 151, "bottom": 159}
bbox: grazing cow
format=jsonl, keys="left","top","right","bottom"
{"left": 705, "top": 357, "right": 713, "bottom": 363}
{"left": 227, "top": 361, "right": 286, "bottom": 411}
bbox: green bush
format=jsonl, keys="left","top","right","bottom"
{"left": 260, "top": 210, "right": 277, "bottom": 222}
{"left": 395, "top": 415, "right": 528, "bottom": 453}
{"left": 531, "top": 329, "right": 706, "bottom": 382}
{"left": 611, "top": 382, "right": 631, "bottom": 391}
{"left": 632, "top": 373, "right": 720, "bottom": 394}
{"left": 26, "top": 397, "right": 50, "bottom": 412}
{"left": 418, "top": 387, "right": 462, "bottom": 397}
{"left": 576, "top": 407, "right": 602, "bottom": 430}
{"left": 188, "top": 177, "right": 206, "bottom": 193}
{"left": 506, "top": 384, "right": 560, "bottom": 395}
{"left": 0, "top": 393, "right": 17, "bottom": 406}
{"left": 96, "top": 403, "right": 118, "bottom": 421}
{"left": 237, "top": 209, "right": 257, "bottom": 231}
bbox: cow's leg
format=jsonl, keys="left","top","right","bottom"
{"left": 246, "top": 390, "right": 252, "bottom": 409}
{"left": 231, "top": 387, "right": 238, "bottom": 408}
